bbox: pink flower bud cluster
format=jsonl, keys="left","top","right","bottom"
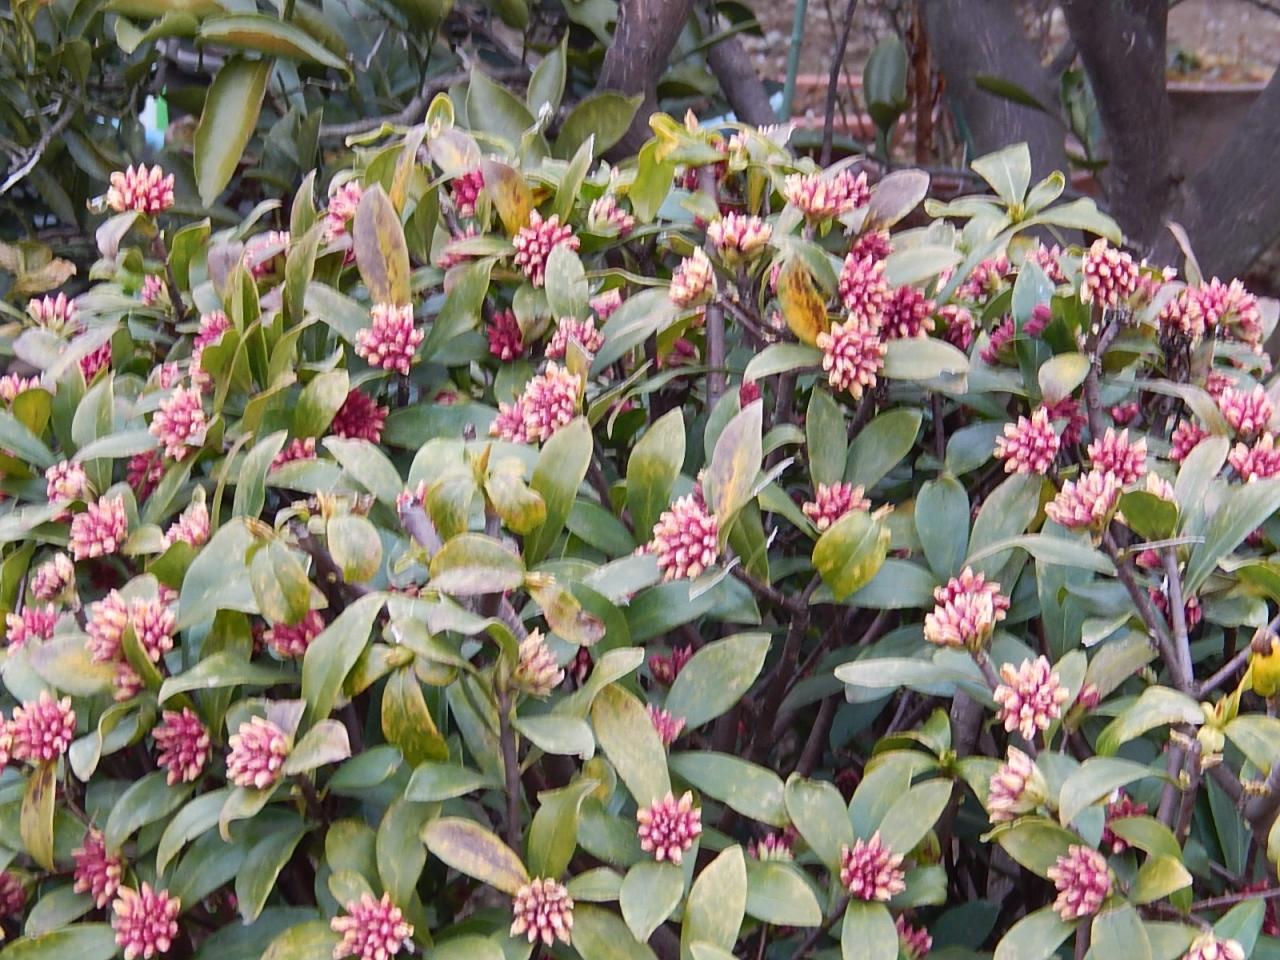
{"left": 107, "top": 165, "right": 175, "bottom": 215}
{"left": 839, "top": 831, "right": 906, "bottom": 901}
{"left": 994, "top": 408, "right": 1060, "bottom": 475}
{"left": 993, "top": 656, "right": 1070, "bottom": 741}
{"left": 801, "top": 482, "right": 870, "bottom": 531}
{"left": 513, "top": 211, "right": 580, "bottom": 288}
{"left": 356, "top": 303, "right": 423, "bottom": 375}
{"left": 648, "top": 494, "right": 719, "bottom": 581}
{"left": 637, "top": 790, "right": 702, "bottom": 863}
{"left": 923, "top": 567, "right": 1009, "bottom": 651}
{"left": 490, "top": 363, "right": 582, "bottom": 445}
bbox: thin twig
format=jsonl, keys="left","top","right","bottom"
{"left": 820, "top": 0, "right": 860, "bottom": 166}
{"left": 497, "top": 689, "right": 524, "bottom": 853}
{"left": 1198, "top": 647, "right": 1251, "bottom": 697}
{"left": 0, "top": 95, "right": 79, "bottom": 197}
{"left": 318, "top": 71, "right": 467, "bottom": 141}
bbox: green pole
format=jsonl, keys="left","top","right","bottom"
{"left": 779, "top": 0, "right": 809, "bottom": 120}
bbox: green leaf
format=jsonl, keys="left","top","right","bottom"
{"left": 990, "top": 818, "right": 1079, "bottom": 877}
{"left": 592, "top": 684, "right": 670, "bottom": 806}
{"left": 377, "top": 798, "right": 433, "bottom": 905}
{"left": 159, "top": 652, "right": 291, "bottom": 704}
{"left": 157, "top": 789, "right": 232, "bottom": 874}
{"left": 199, "top": 15, "right": 348, "bottom": 70}
{"left": 862, "top": 35, "right": 908, "bottom": 134}
{"left": 405, "top": 763, "right": 494, "bottom": 802}
{"left": 971, "top": 143, "right": 1032, "bottom": 206}
{"left": 467, "top": 68, "right": 536, "bottom": 152}
{"left": 845, "top": 408, "right": 922, "bottom": 489}
{"left": 744, "top": 860, "right": 822, "bottom": 926}
{"left": 526, "top": 416, "right": 592, "bottom": 564}
{"left": 301, "top": 593, "right": 383, "bottom": 724}
{"left": 0, "top": 411, "right": 55, "bottom": 468}
{"left": 1058, "top": 757, "right": 1159, "bottom": 826}
{"left": 234, "top": 430, "right": 287, "bottom": 518}
{"left": 681, "top": 846, "right": 746, "bottom": 960}
{"left": 631, "top": 140, "right": 677, "bottom": 224}
{"left": 1097, "top": 687, "right": 1203, "bottom": 756}
{"left": 381, "top": 666, "right": 449, "bottom": 765}
{"left": 866, "top": 169, "right": 929, "bottom": 230}
{"left": 422, "top": 259, "right": 494, "bottom": 361}
{"left": 428, "top": 534, "right": 525, "bottom": 596}
{"left": 668, "top": 752, "right": 787, "bottom": 826}
{"left": 20, "top": 762, "right": 55, "bottom": 871}
{"left": 513, "top": 714, "right": 594, "bottom": 758}
{"left": 261, "top": 921, "right": 341, "bottom": 960}
{"left": 106, "top": 771, "right": 193, "bottom": 849}
{"left": 621, "top": 861, "right": 684, "bottom": 943}
{"left": 967, "top": 472, "right": 1042, "bottom": 577}
{"left": 324, "top": 437, "right": 403, "bottom": 506}
{"left": 705, "top": 400, "right": 763, "bottom": 533}
{"left": 353, "top": 184, "right": 411, "bottom": 306}
{"left": 573, "top": 905, "right": 658, "bottom": 960}
{"left": 1186, "top": 478, "right": 1280, "bottom": 594}
{"left": 1132, "top": 856, "right": 1192, "bottom": 905}
{"left": 1091, "top": 904, "right": 1151, "bottom": 960}
{"left": 882, "top": 337, "right": 969, "bottom": 388}
{"left": 545, "top": 244, "right": 589, "bottom": 319}
{"left": 743, "top": 343, "right": 822, "bottom": 383}
{"left": 556, "top": 92, "right": 643, "bottom": 160}
{"left": 527, "top": 34, "right": 567, "bottom": 116}
{"left": 1039, "top": 352, "right": 1090, "bottom": 403}
{"left": 236, "top": 822, "right": 307, "bottom": 923}
{"left": 993, "top": 907, "right": 1074, "bottom": 960}
{"left": 1105, "top": 816, "right": 1181, "bottom": 861}
{"left": 876, "top": 778, "right": 952, "bottom": 855}
{"left": 665, "top": 632, "right": 769, "bottom": 730}
{"left": 627, "top": 409, "right": 685, "bottom": 539}
{"left": 250, "top": 540, "right": 312, "bottom": 626}
{"left": 784, "top": 774, "right": 854, "bottom": 872}
{"left": 1118, "top": 491, "right": 1178, "bottom": 542}
{"left": 326, "top": 515, "right": 383, "bottom": 584}
{"left": 974, "top": 75, "right": 1049, "bottom": 112}
{"left": 421, "top": 817, "right": 528, "bottom": 895}
{"left": 813, "top": 509, "right": 889, "bottom": 600}
{"left": 528, "top": 777, "right": 598, "bottom": 879}
{"left": 293, "top": 369, "right": 349, "bottom": 438}
{"left": 0, "top": 924, "right": 119, "bottom": 960}
{"left": 882, "top": 245, "right": 962, "bottom": 288}
{"left": 915, "top": 474, "right": 970, "bottom": 579}
{"left": 841, "top": 899, "right": 897, "bottom": 960}
{"left": 283, "top": 719, "right": 352, "bottom": 775}
{"left": 965, "top": 533, "right": 1115, "bottom": 575}
{"left": 806, "top": 389, "right": 848, "bottom": 488}
{"left": 195, "top": 56, "right": 271, "bottom": 206}
{"left": 1214, "top": 900, "right": 1265, "bottom": 957}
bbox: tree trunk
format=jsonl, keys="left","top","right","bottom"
{"left": 1061, "top": 0, "right": 1173, "bottom": 254}
{"left": 922, "top": 0, "right": 1067, "bottom": 182}
{"left": 706, "top": 34, "right": 777, "bottom": 127}
{"left": 1154, "top": 70, "right": 1280, "bottom": 280}
{"left": 596, "top": 0, "right": 697, "bottom": 157}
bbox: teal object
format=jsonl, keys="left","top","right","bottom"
{"left": 779, "top": 0, "right": 809, "bottom": 120}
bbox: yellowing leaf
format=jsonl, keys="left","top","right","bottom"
{"left": 777, "top": 258, "right": 829, "bottom": 345}
{"left": 481, "top": 159, "right": 533, "bottom": 236}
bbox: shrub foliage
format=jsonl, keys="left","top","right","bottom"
{"left": 2, "top": 65, "right": 1280, "bottom": 960}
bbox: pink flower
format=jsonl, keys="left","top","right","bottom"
{"left": 31, "top": 553, "right": 74, "bottom": 601}
{"left": 994, "top": 408, "right": 1060, "bottom": 475}
{"left": 162, "top": 499, "right": 210, "bottom": 549}
{"left": 1110, "top": 401, "right": 1140, "bottom": 426}
{"left": 451, "top": 169, "right": 485, "bottom": 219}
{"left": 332, "top": 892, "right": 414, "bottom": 960}
{"left": 817, "top": 315, "right": 885, "bottom": 399}
{"left": 512, "top": 629, "right": 564, "bottom": 696}
{"left": 70, "top": 495, "right": 130, "bottom": 560}
{"left": 649, "top": 645, "right": 693, "bottom": 686}
{"left": 107, "top": 165, "right": 175, "bottom": 215}
{"left": 994, "top": 656, "right": 1070, "bottom": 740}
{"left": 1080, "top": 239, "right": 1139, "bottom": 309}
{"left": 1158, "top": 288, "right": 1205, "bottom": 342}
{"left": 987, "top": 746, "right": 1049, "bottom": 822}
{"left": 1204, "top": 369, "right": 1236, "bottom": 400}
{"left": 1025, "top": 303, "right": 1052, "bottom": 337}
{"left": 1028, "top": 243, "right": 1067, "bottom": 284}
{"left": 264, "top": 610, "right": 326, "bottom": 659}
{"left": 980, "top": 316, "right": 1015, "bottom": 365}
{"left": 330, "top": 390, "right": 387, "bottom": 443}
{"left": 1087, "top": 428, "right": 1147, "bottom": 485}
{"left": 0, "top": 871, "right": 25, "bottom": 917}
{"left": 649, "top": 494, "right": 718, "bottom": 581}
{"left": 1047, "top": 845, "right": 1111, "bottom": 920}
{"left": 272, "top": 437, "right": 317, "bottom": 469}
{"left": 129, "top": 596, "right": 176, "bottom": 663}
{"left": 490, "top": 363, "right": 581, "bottom": 445}
{"left": 191, "top": 311, "right": 231, "bottom": 381}
{"left": 510, "top": 878, "right": 574, "bottom": 947}
{"left": 11, "top": 690, "right": 76, "bottom": 761}
{"left": 782, "top": 169, "right": 868, "bottom": 220}
{"left": 243, "top": 230, "right": 289, "bottom": 280}
{"left": 1045, "top": 470, "right": 1120, "bottom": 531}
{"left": 112, "top": 884, "right": 181, "bottom": 960}
{"left": 0, "top": 723, "right": 11, "bottom": 775}
{"left": 897, "top": 916, "right": 933, "bottom": 960}
{"left": 547, "top": 316, "right": 605, "bottom": 359}
{"left": 669, "top": 248, "right": 716, "bottom": 307}
{"left": 150, "top": 385, "right": 206, "bottom": 460}
{"left": 356, "top": 303, "right": 423, "bottom": 375}
{"left": 1150, "top": 586, "right": 1202, "bottom": 632}
{"left": 81, "top": 341, "right": 113, "bottom": 382}
{"left": 73, "top": 828, "right": 124, "bottom": 908}
{"left": 707, "top": 212, "right": 772, "bottom": 261}
{"left": 487, "top": 309, "right": 525, "bottom": 361}
{"left": 46, "top": 459, "right": 90, "bottom": 508}
{"left": 637, "top": 790, "right": 702, "bottom": 864}
{"left": 1183, "top": 933, "right": 1246, "bottom": 960}
{"left": 4, "top": 604, "right": 58, "bottom": 649}
{"left": 436, "top": 224, "right": 479, "bottom": 270}
{"left": 153, "top": 708, "right": 211, "bottom": 785}
{"left": 1194, "top": 277, "right": 1263, "bottom": 347}
{"left": 1168, "top": 420, "right": 1208, "bottom": 466}
{"left": 749, "top": 831, "right": 795, "bottom": 861}
{"left": 924, "top": 567, "right": 1009, "bottom": 651}
{"left": 1218, "top": 385, "right": 1273, "bottom": 438}
{"left": 27, "top": 292, "right": 79, "bottom": 334}
{"left": 839, "top": 831, "right": 906, "bottom": 901}
{"left": 647, "top": 705, "right": 685, "bottom": 747}
{"left": 587, "top": 195, "right": 636, "bottom": 236}
{"left": 881, "top": 286, "right": 936, "bottom": 340}
{"left": 957, "top": 255, "right": 1011, "bottom": 304}
{"left": 512, "top": 211, "right": 580, "bottom": 288}
{"left": 140, "top": 274, "right": 168, "bottom": 308}
{"left": 1230, "top": 434, "right": 1280, "bottom": 482}
{"left": 940, "top": 304, "right": 975, "bottom": 351}
{"left": 1101, "top": 792, "right": 1148, "bottom": 854}
{"left": 128, "top": 449, "right": 166, "bottom": 500}
{"left": 851, "top": 229, "right": 892, "bottom": 262}
{"left": 0, "top": 374, "right": 42, "bottom": 403}
{"left": 838, "top": 253, "right": 890, "bottom": 323}
{"left": 227, "top": 715, "right": 290, "bottom": 789}
{"left": 591, "top": 288, "right": 624, "bottom": 321}
{"left": 87, "top": 590, "right": 129, "bottom": 662}
{"left": 324, "top": 179, "right": 363, "bottom": 248}
{"left": 802, "top": 482, "right": 870, "bottom": 531}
